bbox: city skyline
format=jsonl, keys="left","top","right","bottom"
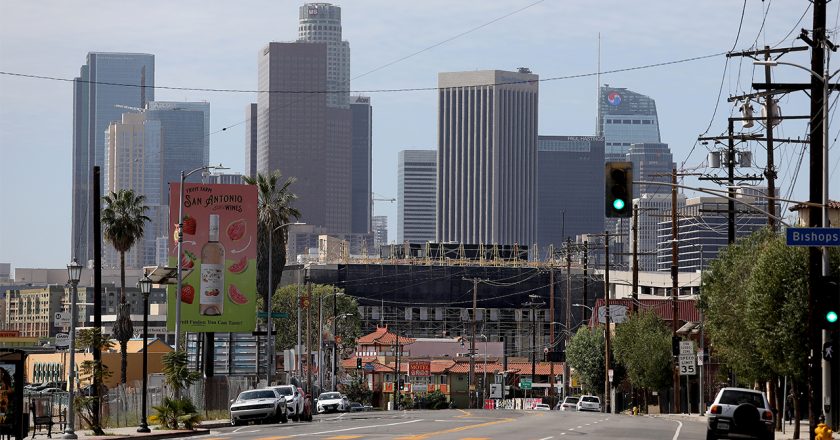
{"left": 0, "top": 1, "right": 820, "bottom": 269}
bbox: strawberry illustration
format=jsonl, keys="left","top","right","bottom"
{"left": 181, "top": 285, "right": 195, "bottom": 304}
{"left": 182, "top": 215, "right": 197, "bottom": 235}
{"left": 180, "top": 250, "right": 196, "bottom": 270}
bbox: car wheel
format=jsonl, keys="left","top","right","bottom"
{"left": 291, "top": 414, "right": 299, "bottom": 422}
{"left": 705, "top": 429, "right": 715, "bottom": 440}
{"left": 230, "top": 418, "right": 240, "bottom": 427}
{"left": 280, "top": 408, "right": 289, "bottom": 424}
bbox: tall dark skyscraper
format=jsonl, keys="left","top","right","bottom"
{"left": 72, "top": 52, "right": 155, "bottom": 264}
{"left": 536, "top": 136, "right": 605, "bottom": 250}
{"left": 245, "top": 103, "right": 258, "bottom": 178}
{"left": 350, "top": 96, "right": 372, "bottom": 234}
{"left": 437, "top": 70, "right": 539, "bottom": 246}
{"left": 597, "top": 85, "right": 660, "bottom": 162}
{"left": 257, "top": 42, "right": 351, "bottom": 233}
{"left": 298, "top": 3, "right": 350, "bottom": 109}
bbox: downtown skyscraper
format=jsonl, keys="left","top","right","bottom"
{"left": 350, "top": 96, "right": 372, "bottom": 234}
{"left": 298, "top": 3, "right": 351, "bottom": 109}
{"left": 437, "top": 69, "right": 538, "bottom": 246}
{"left": 597, "top": 85, "right": 660, "bottom": 162}
{"left": 72, "top": 52, "right": 155, "bottom": 265}
{"left": 398, "top": 150, "right": 436, "bottom": 243}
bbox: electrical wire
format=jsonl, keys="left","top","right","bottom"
{"left": 772, "top": 3, "right": 811, "bottom": 48}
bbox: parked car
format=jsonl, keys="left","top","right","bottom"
{"left": 706, "top": 387, "right": 774, "bottom": 440}
{"left": 349, "top": 402, "right": 365, "bottom": 412}
{"left": 316, "top": 392, "right": 349, "bottom": 413}
{"left": 533, "top": 403, "right": 551, "bottom": 411}
{"left": 556, "top": 396, "right": 579, "bottom": 411}
{"left": 229, "top": 388, "right": 288, "bottom": 426}
{"left": 576, "top": 395, "right": 602, "bottom": 412}
{"left": 270, "top": 385, "right": 306, "bottom": 421}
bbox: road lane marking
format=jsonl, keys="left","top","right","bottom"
{"left": 537, "top": 437, "right": 554, "bottom": 440}
{"left": 671, "top": 420, "right": 683, "bottom": 440}
{"left": 455, "top": 409, "right": 472, "bottom": 418}
{"left": 255, "top": 437, "right": 292, "bottom": 440}
{"left": 291, "top": 418, "right": 422, "bottom": 437}
{"left": 323, "top": 436, "right": 362, "bottom": 439}
{"left": 576, "top": 426, "right": 582, "bottom": 429}
{"left": 394, "top": 417, "right": 514, "bottom": 440}
{"left": 233, "top": 427, "right": 260, "bottom": 433}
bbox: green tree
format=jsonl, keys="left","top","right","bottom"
{"left": 161, "top": 350, "right": 202, "bottom": 394}
{"left": 566, "top": 326, "right": 605, "bottom": 395}
{"left": 243, "top": 171, "right": 300, "bottom": 307}
{"left": 271, "top": 284, "right": 362, "bottom": 356}
{"left": 74, "top": 328, "right": 114, "bottom": 435}
{"left": 101, "top": 189, "right": 150, "bottom": 385}
{"left": 699, "top": 228, "right": 775, "bottom": 384}
{"left": 343, "top": 374, "right": 373, "bottom": 405}
{"left": 613, "top": 310, "right": 672, "bottom": 392}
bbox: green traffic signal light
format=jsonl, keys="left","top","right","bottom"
{"left": 613, "top": 199, "right": 626, "bottom": 211}
{"left": 828, "top": 310, "right": 839, "bottom": 324}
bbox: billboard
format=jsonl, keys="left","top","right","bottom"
{"left": 168, "top": 183, "right": 257, "bottom": 332}
{"left": 409, "top": 361, "right": 431, "bottom": 377}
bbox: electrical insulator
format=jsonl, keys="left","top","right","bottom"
{"left": 761, "top": 99, "right": 782, "bottom": 127}
{"left": 741, "top": 99, "right": 754, "bottom": 128}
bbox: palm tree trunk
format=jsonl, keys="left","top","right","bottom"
{"left": 120, "top": 252, "right": 128, "bottom": 384}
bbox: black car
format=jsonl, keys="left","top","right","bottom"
{"left": 349, "top": 402, "right": 365, "bottom": 412}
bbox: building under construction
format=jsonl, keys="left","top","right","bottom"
{"left": 288, "top": 256, "right": 603, "bottom": 360}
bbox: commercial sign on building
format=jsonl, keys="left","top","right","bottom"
{"left": 409, "top": 361, "right": 431, "bottom": 377}
{"left": 168, "top": 184, "right": 258, "bottom": 332}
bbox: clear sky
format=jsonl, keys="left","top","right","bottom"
{"left": 0, "top": 0, "right": 831, "bottom": 272}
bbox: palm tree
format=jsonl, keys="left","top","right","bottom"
{"left": 102, "top": 189, "right": 150, "bottom": 384}
{"left": 243, "top": 171, "right": 300, "bottom": 307}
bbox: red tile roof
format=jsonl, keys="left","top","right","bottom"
{"left": 357, "top": 326, "right": 416, "bottom": 345}
{"left": 590, "top": 298, "right": 699, "bottom": 326}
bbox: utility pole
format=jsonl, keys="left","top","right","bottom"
{"left": 583, "top": 241, "right": 588, "bottom": 324}
{"left": 604, "top": 231, "right": 611, "bottom": 414}
{"left": 810, "top": 1, "right": 828, "bottom": 435}
{"left": 761, "top": 46, "right": 777, "bottom": 232}
{"left": 671, "top": 168, "right": 681, "bottom": 414}
{"left": 306, "top": 281, "right": 313, "bottom": 399}
{"left": 332, "top": 286, "right": 338, "bottom": 392}
{"left": 727, "top": 119, "right": 736, "bottom": 244}
{"left": 318, "top": 292, "right": 324, "bottom": 392}
{"left": 632, "top": 203, "right": 639, "bottom": 314}
{"left": 699, "top": 245, "right": 706, "bottom": 415}
{"left": 549, "top": 265, "right": 556, "bottom": 400}
{"left": 470, "top": 278, "right": 478, "bottom": 409}
{"left": 564, "top": 238, "right": 572, "bottom": 399}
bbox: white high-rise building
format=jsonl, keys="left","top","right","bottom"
{"left": 437, "top": 69, "right": 539, "bottom": 246}
{"left": 629, "top": 193, "right": 685, "bottom": 271}
{"left": 298, "top": 3, "right": 350, "bottom": 109}
{"left": 398, "top": 150, "right": 437, "bottom": 243}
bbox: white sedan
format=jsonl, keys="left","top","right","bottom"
{"left": 316, "top": 392, "right": 348, "bottom": 413}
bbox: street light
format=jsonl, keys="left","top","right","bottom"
{"left": 175, "top": 164, "right": 228, "bottom": 351}
{"left": 266, "top": 221, "right": 304, "bottom": 386}
{"left": 136, "top": 274, "right": 152, "bottom": 433}
{"left": 64, "top": 258, "right": 82, "bottom": 440}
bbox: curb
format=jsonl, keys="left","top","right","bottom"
{"left": 198, "top": 421, "right": 231, "bottom": 429}
{"left": 86, "top": 429, "right": 211, "bottom": 440}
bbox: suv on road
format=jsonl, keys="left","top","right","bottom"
{"left": 557, "top": 396, "right": 579, "bottom": 411}
{"left": 270, "top": 385, "right": 305, "bottom": 421}
{"left": 706, "top": 387, "right": 774, "bottom": 440}
{"left": 576, "top": 395, "right": 602, "bottom": 412}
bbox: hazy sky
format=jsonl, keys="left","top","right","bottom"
{"left": 0, "top": 0, "right": 830, "bottom": 271}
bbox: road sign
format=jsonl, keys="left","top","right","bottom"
{"left": 608, "top": 369, "right": 614, "bottom": 383}
{"left": 824, "top": 341, "right": 834, "bottom": 361}
{"left": 697, "top": 350, "right": 704, "bottom": 366}
{"left": 597, "top": 305, "right": 628, "bottom": 324}
{"left": 364, "top": 362, "right": 374, "bottom": 372}
{"left": 256, "top": 311, "right": 290, "bottom": 318}
{"left": 519, "top": 377, "right": 532, "bottom": 389}
{"left": 55, "top": 333, "right": 70, "bottom": 348}
{"left": 786, "top": 228, "right": 840, "bottom": 247}
{"left": 53, "top": 312, "right": 71, "bottom": 327}
{"left": 679, "top": 354, "right": 696, "bottom": 375}
{"left": 490, "top": 384, "right": 503, "bottom": 398}
{"left": 679, "top": 341, "right": 694, "bottom": 356}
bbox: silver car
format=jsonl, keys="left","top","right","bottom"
{"left": 230, "top": 388, "right": 288, "bottom": 426}
{"left": 576, "top": 395, "right": 602, "bottom": 412}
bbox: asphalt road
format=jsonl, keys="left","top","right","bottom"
{"left": 206, "top": 409, "right": 710, "bottom": 440}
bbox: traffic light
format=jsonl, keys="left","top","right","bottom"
{"left": 672, "top": 335, "right": 681, "bottom": 356}
{"left": 605, "top": 162, "right": 633, "bottom": 218}
{"left": 356, "top": 357, "right": 363, "bottom": 369}
{"left": 817, "top": 276, "right": 839, "bottom": 330}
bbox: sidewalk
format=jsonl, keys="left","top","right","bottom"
{"left": 651, "top": 413, "right": 831, "bottom": 439}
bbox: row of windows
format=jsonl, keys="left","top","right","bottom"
{"left": 605, "top": 119, "right": 655, "bottom": 125}
{"left": 300, "top": 25, "right": 340, "bottom": 31}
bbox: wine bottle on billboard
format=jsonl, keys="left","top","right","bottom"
{"left": 200, "top": 214, "right": 224, "bottom": 316}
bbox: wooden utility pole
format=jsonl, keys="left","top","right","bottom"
{"left": 583, "top": 241, "right": 588, "bottom": 323}
{"left": 761, "top": 46, "right": 777, "bottom": 231}
{"left": 631, "top": 203, "right": 639, "bottom": 314}
{"left": 604, "top": 231, "right": 611, "bottom": 413}
{"left": 671, "top": 168, "right": 681, "bottom": 414}
{"left": 549, "top": 267, "right": 555, "bottom": 398}
{"left": 306, "top": 281, "right": 312, "bottom": 398}
{"left": 564, "top": 238, "right": 572, "bottom": 399}
{"left": 470, "top": 278, "right": 478, "bottom": 409}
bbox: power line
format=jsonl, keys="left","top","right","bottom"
{"left": 0, "top": 52, "right": 726, "bottom": 95}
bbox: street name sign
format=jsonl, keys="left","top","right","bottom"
{"left": 786, "top": 228, "right": 840, "bottom": 247}
{"left": 519, "top": 377, "right": 532, "bottom": 389}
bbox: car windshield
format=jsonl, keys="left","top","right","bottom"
{"left": 239, "top": 390, "right": 276, "bottom": 400}
{"left": 719, "top": 390, "right": 765, "bottom": 407}
{"left": 581, "top": 396, "right": 599, "bottom": 403}
{"left": 273, "top": 386, "right": 293, "bottom": 396}
{"left": 564, "top": 397, "right": 579, "bottom": 404}
{"left": 319, "top": 392, "right": 341, "bottom": 400}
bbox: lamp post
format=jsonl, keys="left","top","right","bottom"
{"left": 175, "top": 164, "right": 227, "bottom": 351}
{"left": 64, "top": 258, "right": 82, "bottom": 440}
{"left": 479, "top": 334, "right": 488, "bottom": 403}
{"left": 266, "top": 221, "right": 303, "bottom": 386}
{"left": 137, "top": 274, "right": 152, "bottom": 433}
